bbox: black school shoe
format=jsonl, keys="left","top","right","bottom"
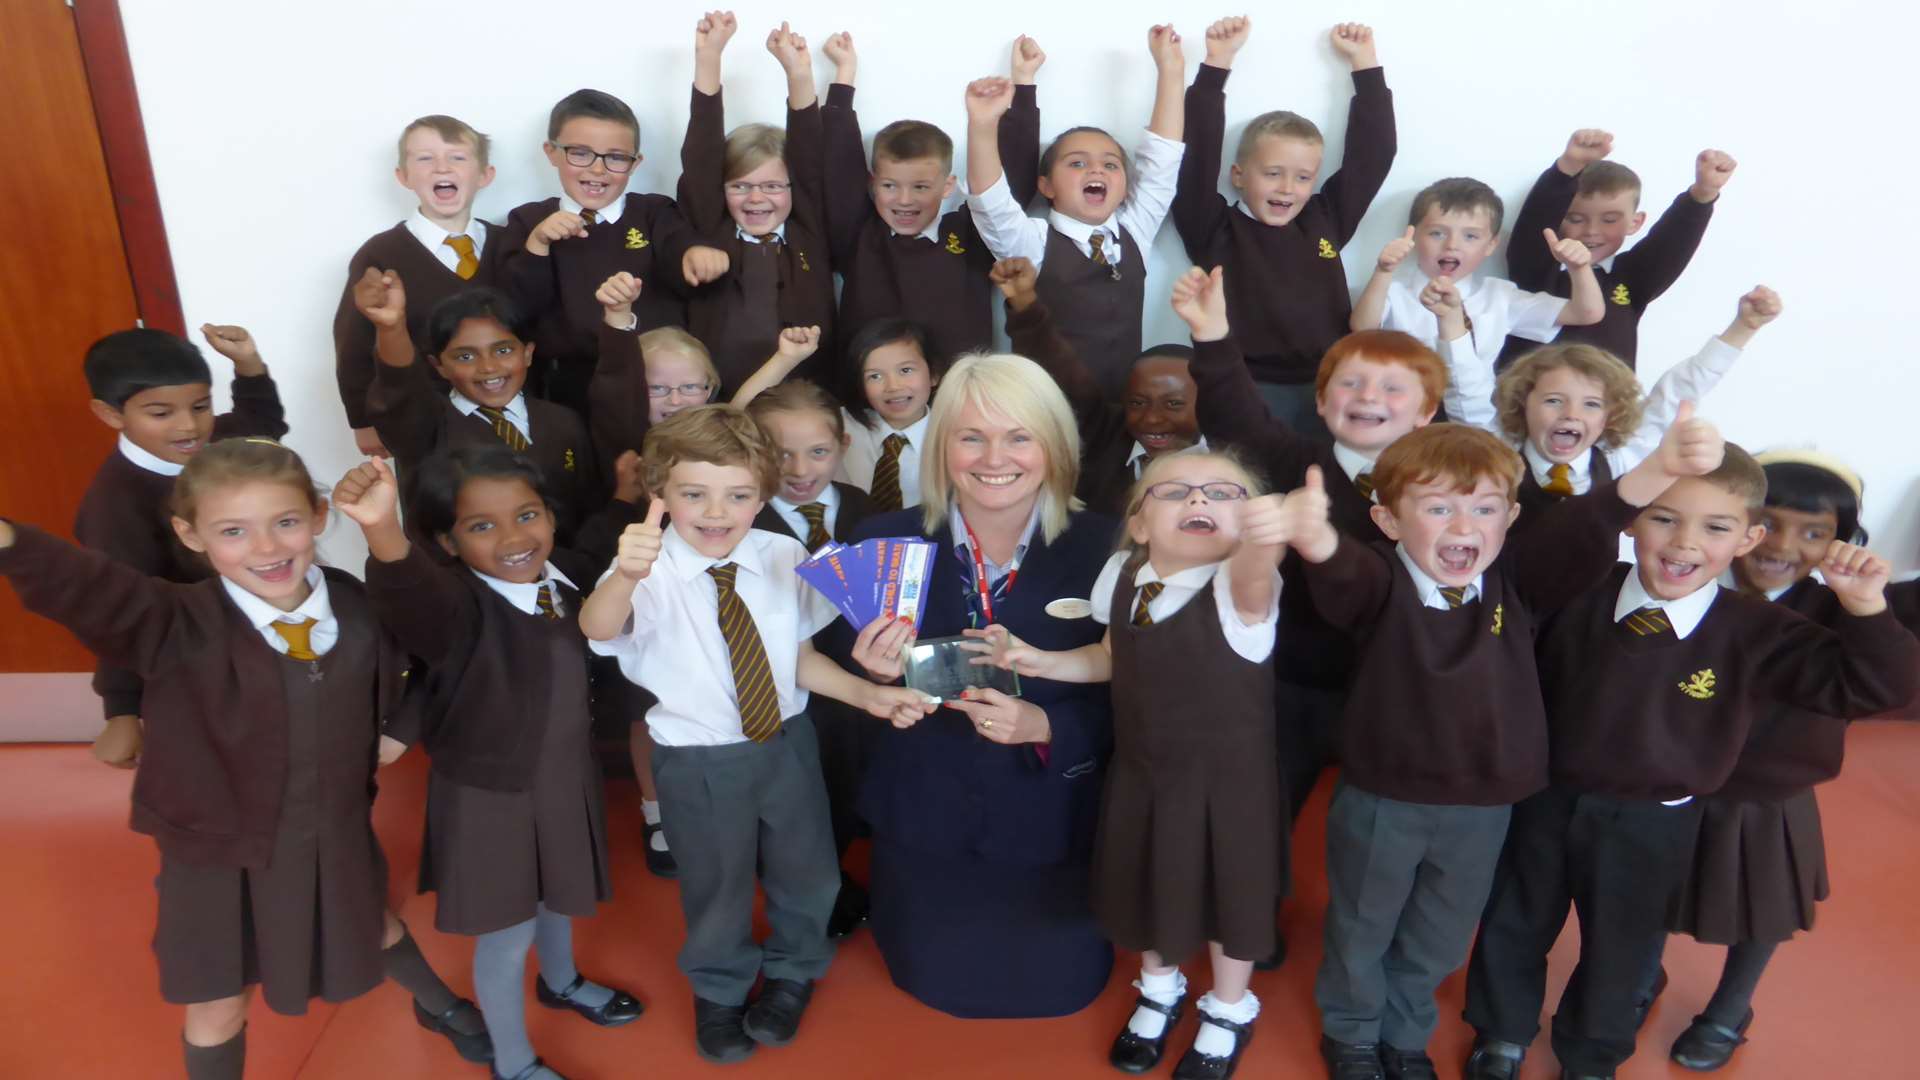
{"left": 643, "top": 820, "right": 678, "bottom": 878}
{"left": 826, "top": 874, "right": 870, "bottom": 939}
{"left": 1463, "top": 1036, "right": 1526, "bottom": 1080}
{"left": 535, "top": 973, "right": 644, "bottom": 1027}
{"left": 1670, "top": 1009, "right": 1752, "bottom": 1071}
{"left": 694, "top": 996, "right": 756, "bottom": 1064}
{"left": 1319, "top": 1036, "right": 1385, "bottom": 1080}
{"left": 1379, "top": 1045, "right": 1438, "bottom": 1080}
{"left": 412, "top": 998, "right": 494, "bottom": 1063}
{"left": 1171, "top": 1012, "right": 1256, "bottom": 1080}
{"left": 743, "top": 978, "right": 813, "bottom": 1047}
{"left": 1108, "top": 992, "right": 1185, "bottom": 1074}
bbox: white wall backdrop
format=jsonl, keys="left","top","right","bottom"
{"left": 117, "top": 0, "right": 1919, "bottom": 567}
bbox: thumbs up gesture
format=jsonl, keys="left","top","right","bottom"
{"left": 1545, "top": 227, "right": 1592, "bottom": 270}
{"left": 615, "top": 499, "right": 669, "bottom": 582}
{"left": 1377, "top": 226, "right": 1416, "bottom": 273}
{"left": 1655, "top": 401, "right": 1724, "bottom": 479}
{"left": 1282, "top": 465, "right": 1339, "bottom": 563}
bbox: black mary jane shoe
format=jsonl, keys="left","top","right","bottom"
{"left": 1634, "top": 965, "right": 1670, "bottom": 1031}
{"left": 643, "top": 820, "right": 678, "bottom": 879}
{"left": 742, "top": 978, "right": 813, "bottom": 1047}
{"left": 1108, "top": 993, "right": 1185, "bottom": 1074}
{"left": 413, "top": 997, "right": 494, "bottom": 1063}
{"left": 694, "top": 996, "right": 757, "bottom": 1064}
{"left": 1171, "top": 1012, "right": 1256, "bottom": 1080}
{"left": 1669, "top": 1009, "right": 1752, "bottom": 1071}
{"left": 535, "top": 974, "right": 644, "bottom": 1027}
{"left": 826, "top": 874, "right": 870, "bottom": 939}
{"left": 1379, "top": 1044, "right": 1438, "bottom": 1080}
{"left": 1463, "top": 1036, "right": 1526, "bottom": 1080}
{"left": 1319, "top": 1036, "right": 1385, "bottom": 1080}
{"left": 493, "top": 1057, "right": 568, "bottom": 1080}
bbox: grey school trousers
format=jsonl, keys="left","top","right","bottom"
{"left": 1316, "top": 781, "right": 1512, "bottom": 1049}
{"left": 651, "top": 712, "right": 840, "bottom": 1005}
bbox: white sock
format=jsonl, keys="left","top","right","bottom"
{"left": 1193, "top": 990, "right": 1259, "bottom": 1058}
{"left": 641, "top": 799, "right": 662, "bottom": 826}
{"left": 1127, "top": 968, "right": 1187, "bottom": 1039}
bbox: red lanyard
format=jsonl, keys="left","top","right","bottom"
{"left": 961, "top": 516, "right": 1020, "bottom": 625}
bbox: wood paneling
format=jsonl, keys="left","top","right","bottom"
{"left": 0, "top": 0, "right": 142, "bottom": 671}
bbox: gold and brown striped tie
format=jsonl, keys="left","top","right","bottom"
{"left": 1089, "top": 231, "right": 1111, "bottom": 268}
{"left": 797, "top": 503, "right": 831, "bottom": 551}
{"left": 1353, "top": 471, "right": 1375, "bottom": 501}
{"left": 1543, "top": 464, "right": 1575, "bottom": 497}
{"left": 580, "top": 208, "right": 599, "bottom": 225}
{"left": 1624, "top": 605, "right": 1673, "bottom": 637}
{"left": 477, "top": 406, "right": 529, "bottom": 451}
{"left": 443, "top": 234, "right": 479, "bottom": 280}
{"left": 536, "top": 583, "right": 561, "bottom": 621}
{"left": 1132, "top": 581, "right": 1165, "bottom": 627}
{"left": 270, "top": 618, "right": 319, "bottom": 661}
{"left": 709, "top": 563, "right": 782, "bottom": 742}
{"left": 870, "top": 434, "right": 908, "bottom": 512}
{"left": 1439, "top": 586, "right": 1469, "bottom": 609}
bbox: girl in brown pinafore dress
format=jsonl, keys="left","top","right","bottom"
{"left": 339, "top": 447, "right": 643, "bottom": 1080}
{"left": 978, "top": 452, "right": 1285, "bottom": 1080}
{"left": 1650, "top": 453, "right": 1920, "bottom": 1071}
{"left": 0, "top": 439, "right": 485, "bottom": 1080}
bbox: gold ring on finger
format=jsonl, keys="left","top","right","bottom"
{"left": 981, "top": 718, "right": 994, "bottom": 731}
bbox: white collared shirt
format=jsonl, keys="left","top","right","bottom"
{"left": 770, "top": 483, "right": 842, "bottom": 549}
{"left": 1090, "top": 552, "right": 1278, "bottom": 663}
{"left": 589, "top": 527, "right": 837, "bottom": 747}
{"left": 404, "top": 209, "right": 486, "bottom": 274}
{"left": 1395, "top": 545, "right": 1485, "bottom": 611}
{"left": 1381, "top": 270, "right": 1566, "bottom": 371}
{"left": 472, "top": 562, "right": 577, "bottom": 617}
{"left": 1125, "top": 434, "right": 1212, "bottom": 476}
{"left": 1331, "top": 442, "right": 1378, "bottom": 496}
{"left": 560, "top": 192, "right": 626, "bottom": 226}
{"left": 448, "top": 389, "right": 531, "bottom": 444}
{"left": 738, "top": 222, "right": 790, "bottom": 244}
{"left": 837, "top": 409, "right": 929, "bottom": 508}
{"left": 964, "top": 130, "right": 1185, "bottom": 271}
{"left": 949, "top": 501, "right": 1042, "bottom": 584}
{"left": 118, "top": 434, "right": 183, "bottom": 478}
{"left": 1613, "top": 568, "right": 1719, "bottom": 639}
{"left": 222, "top": 565, "right": 338, "bottom": 657}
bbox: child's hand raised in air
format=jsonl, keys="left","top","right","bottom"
{"left": 777, "top": 325, "right": 822, "bottom": 362}
{"left": 1822, "top": 541, "right": 1895, "bottom": 616}
{"left": 990, "top": 257, "right": 1040, "bottom": 312}
{"left": 1148, "top": 24, "right": 1185, "bottom": 72}
{"left": 682, "top": 245, "right": 732, "bottom": 287}
{"left": 766, "top": 21, "right": 811, "bottom": 76}
{"left": 1558, "top": 128, "right": 1614, "bottom": 175}
{"left": 351, "top": 267, "right": 406, "bottom": 328}
{"left": 1204, "top": 16, "right": 1250, "bottom": 68}
{"left": 1691, "top": 149, "right": 1737, "bottom": 203}
{"left": 1238, "top": 493, "right": 1292, "bottom": 554}
{"left": 1651, "top": 401, "right": 1724, "bottom": 478}
{"left": 528, "top": 210, "right": 590, "bottom": 258}
{"left": 614, "top": 500, "right": 668, "bottom": 582}
{"left": 1329, "top": 22, "right": 1377, "bottom": 69}
{"left": 1170, "top": 265, "right": 1230, "bottom": 342}
{"left": 965, "top": 77, "right": 1015, "bottom": 125}
{"left": 1283, "top": 466, "right": 1338, "bottom": 563}
{"left": 823, "top": 31, "right": 855, "bottom": 81}
{"left": 335, "top": 457, "right": 401, "bottom": 528}
{"left": 1011, "top": 34, "right": 1047, "bottom": 83}
{"left": 695, "top": 9, "right": 737, "bottom": 55}
{"left": 199, "top": 324, "right": 265, "bottom": 373}
{"left": 597, "top": 271, "right": 642, "bottom": 324}
{"left": 1377, "top": 226, "right": 1416, "bottom": 273}
{"left": 1545, "top": 228, "right": 1593, "bottom": 270}
{"left": 1734, "top": 285, "right": 1783, "bottom": 332}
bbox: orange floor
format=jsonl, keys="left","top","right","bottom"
{"left": 2, "top": 724, "right": 1916, "bottom": 1079}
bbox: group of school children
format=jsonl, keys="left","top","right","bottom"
{"left": 4, "top": 10, "right": 1916, "bottom": 1080}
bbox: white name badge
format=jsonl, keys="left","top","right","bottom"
{"left": 1045, "top": 597, "right": 1094, "bottom": 619}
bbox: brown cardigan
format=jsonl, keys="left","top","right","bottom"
{"left": 0, "top": 526, "right": 413, "bottom": 867}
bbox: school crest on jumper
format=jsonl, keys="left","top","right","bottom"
{"left": 1317, "top": 238, "right": 1338, "bottom": 259}
{"left": 1610, "top": 283, "right": 1631, "bottom": 306}
{"left": 625, "top": 228, "right": 649, "bottom": 250}
{"left": 564, "top": 449, "right": 577, "bottom": 472}
{"left": 1490, "top": 603, "right": 1504, "bottom": 636}
{"left": 1678, "top": 668, "right": 1716, "bottom": 700}
{"left": 945, "top": 232, "right": 967, "bottom": 255}
{"left": 798, "top": 249, "right": 811, "bottom": 271}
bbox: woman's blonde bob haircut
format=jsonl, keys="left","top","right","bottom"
{"left": 919, "top": 353, "right": 1082, "bottom": 542}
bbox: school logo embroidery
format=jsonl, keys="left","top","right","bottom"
{"left": 1317, "top": 238, "right": 1338, "bottom": 259}
{"left": 625, "top": 228, "right": 649, "bottom": 250}
{"left": 798, "top": 249, "right": 811, "bottom": 271}
{"left": 945, "top": 232, "right": 967, "bottom": 255}
{"left": 1678, "top": 668, "right": 1716, "bottom": 700}
{"left": 1490, "top": 603, "right": 1504, "bottom": 636}
{"left": 1610, "top": 283, "right": 1631, "bottom": 306}
{"left": 564, "top": 449, "right": 577, "bottom": 473}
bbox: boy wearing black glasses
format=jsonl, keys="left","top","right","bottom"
{"left": 501, "top": 89, "right": 720, "bottom": 419}
{"left": 677, "top": 13, "right": 837, "bottom": 391}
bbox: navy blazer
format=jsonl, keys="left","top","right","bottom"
{"left": 852, "top": 508, "right": 1117, "bottom": 868}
